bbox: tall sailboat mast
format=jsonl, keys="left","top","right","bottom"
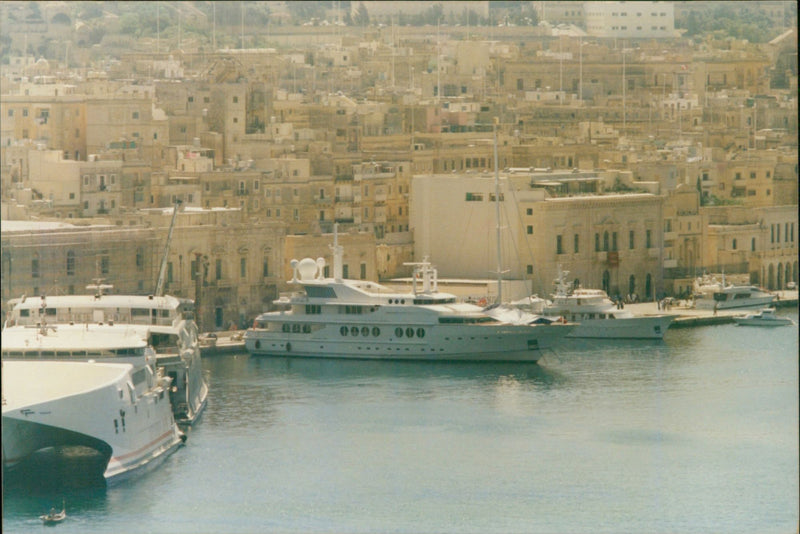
{"left": 493, "top": 117, "right": 503, "bottom": 305}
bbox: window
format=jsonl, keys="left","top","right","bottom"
{"left": 240, "top": 257, "right": 247, "bottom": 278}
{"left": 465, "top": 193, "right": 484, "bottom": 201}
{"left": 7, "top": 109, "right": 12, "bottom": 117}
{"left": 646, "top": 229, "right": 652, "bottom": 248}
{"left": 527, "top": 265, "right": 533, "bottom": 275}
{"left": 751, "top": 238, "right": 756, "bottom": 251}
{"left": 526, "top": 208, "right": 533, "bottom": 215}
{"left": 732, "top": 239, "right": 737, "bottom": 250}
{"left": 132, "top": 111, "right": 139, "bottom": 119}
{"left": 603, "top": 231, "right": 609, "bottom": 252}
{"left": 233, "top": 96, "right": 239, "bottom": 103}
{"left": 629, "top": 230, "right": 635, "bottom": 249}
{"left": 749, "top": 172, "right": 756, "bottom": 179}
{"left": 263, "top": 258, "right": 269, "bottom": 277}
{"left": 527, "top": 225, "right": 533, "bottom": 235}
{"left": 574, "top": 234, "right": 580, "bottom": 253}
{"left": 612, "top": 232, "right": 618, "bottom": 251}
{"left": 101, "top": 254, "right": 110, "bottom": 275}
{"left": 360, "top": 263, "right": 367, "bottom": 280}
{"left": 556, "top": 235, "right": 563, "bottom": 255}
{"left": 216, "top": 259, "right": 222, "bottom": 280}
{"left": 595, "top": 233, "right": 600, "bottom": 252}
{"left": 66, "top": 251, "right": 75, "bottom": 276}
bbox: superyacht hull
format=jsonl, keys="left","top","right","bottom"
{"left": 2, "top": 360, "right": 184, "bottom": 484}
{"left": 245, "top": 322, "right": 572, "bottom": 361}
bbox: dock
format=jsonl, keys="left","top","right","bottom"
{"left": 199, "top": 331, "right": 246, "bottom": 356}
{"left": 623, "top": 290, "right": 797, "bottom": 328}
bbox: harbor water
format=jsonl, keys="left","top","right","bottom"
{"left": 3, "top": 311, "right": 798, "bottom": 533}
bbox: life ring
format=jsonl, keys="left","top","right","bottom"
{"left": 286, "top": 342, "right": 292, "bottom": 352}
{"left": 559, "top": 316, "right": 567, "bottom": 324}
{"left": 478, "top": 298, "right": 487, "bottom": 307}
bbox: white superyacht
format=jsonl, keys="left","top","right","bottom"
{"left": 5, "top": 288, "right": 208, "bottom": 426}
{"left": 2, "top": 323, "right": 185, "bottom": 484}
{"left": 245, "top": 233, "right": 574, "bottom": 361}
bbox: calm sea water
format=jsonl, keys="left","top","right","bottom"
{"left": 4, "top": 311, "right": 798, "bottom": 534}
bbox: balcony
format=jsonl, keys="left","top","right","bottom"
{"left": 663, "top": 258, "right": 678, "bottom": 269}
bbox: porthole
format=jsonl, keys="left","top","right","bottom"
{"left": 406, "top": 327, "right": 414, "bottom": 338}
{"left": 351, "top": 326, "right": 359, "bottom": 337}
{"left": 340, "top": 326, "right": 348, "bottom": 336}
{"left": 372, "top": 326, "right": 380, "bottom": 337}
{"left": 416, "top": 328, "right": 425, "bottom": 338}
{"left": 395, "top": 327, "right": 403, "bottom": 337}
{"left": 254, "top": 340, "right": 261, "bottom": 349}
{"left": 361, "top": 326, "right": 369, "bottom": 337}
{"left": 400, "top": 299, "right": 405, "bottom": 304}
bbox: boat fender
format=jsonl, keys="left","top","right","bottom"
{"left": 286, "top": 342, "right": 292, "bottom": 352}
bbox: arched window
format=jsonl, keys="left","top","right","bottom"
{"left": 602, "top": 270, "right": 611, "bottom": 294}
{"left": 603, "top": 231, "right": 609, "bottom": 252}
{"left": 628, "top": 275, "right": 636, "bottom": 296}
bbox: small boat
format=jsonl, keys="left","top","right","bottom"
{"left": 40, "top": 502, "right": 66, "bottom": 525}
{"left": 733, "top": 308, "right": 794, "bottom": 327}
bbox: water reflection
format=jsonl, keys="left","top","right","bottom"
{"left": 242, "top": 353, "right": 562, "bottom": 387}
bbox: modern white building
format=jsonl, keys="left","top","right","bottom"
{"left": 584, "top": 1, "right": 675, "bottom": 39}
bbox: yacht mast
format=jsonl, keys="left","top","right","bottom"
{"left": 493, "top": 117, "right": 503, "bottom": 305}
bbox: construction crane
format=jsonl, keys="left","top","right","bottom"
{"left": 154, "top": 199, "right": 182, "bottom": 296}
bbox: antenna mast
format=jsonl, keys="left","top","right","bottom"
{"left": 155, "top": 200, "right": 182, "bottom": 296}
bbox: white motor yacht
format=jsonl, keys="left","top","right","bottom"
{"left": 692, "top": 275, "right": 775, "bottom": 310}
{"left": 733, "top": 308, "right": 794, "bottom": 327}
{"left": 2, "top": 324, "right": 185, "bottom": 484}
{"left": 245, "top": 233, "right": 574, "bottom": 361}
{"left": 5, "top": 290, "right": 208, "bottom": 426}
{"left": 537, "top": 268, "right": 676, "bottom": 339}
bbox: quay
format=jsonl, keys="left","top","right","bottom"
{"left": 624, "top": 290, "right": 798, "bottom": 328}
{"left": 198, "top": 291, "right": 797, "bottom": 355}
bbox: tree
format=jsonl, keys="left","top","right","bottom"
{"left": 354, "top": 3, "right": 369, "bottom": 26}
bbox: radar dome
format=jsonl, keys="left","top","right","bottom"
{"left": 297, "top": 257, "right": 318, "bottom": 281}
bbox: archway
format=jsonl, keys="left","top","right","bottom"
{"left": 628, "top": 275, "right": 636, "bottom": 298}
{"left": 785, "top": 263, "right": 791, "bottom": 288}
{"left": 777, "top": 263, "right": 783, "bottom": 290}
{"left": 645, "top": 273, "right": 653, "bottom": 301}
{"left": 602, "top": 270, "right": 610, "bottom": 294}
{"left": 768, "top": 264, "right": 775, "bottom": 289}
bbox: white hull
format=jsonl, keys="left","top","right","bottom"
{"left": 565, "top": 315, "right": 675, "bottom": 339}
{"left": 695, "top": 295, "right": 775, "bottom": 310}
{"left": 245, "top": 322, "right": 572, "bottom": 361}
{"left": 733, "top": 317, "right": 792, "bottom": 327}
{"left": 2, "top": 360, "right": 184, "bottom": 483}
{"left": 5, "top": 293, "right": 209, "bottom": 427}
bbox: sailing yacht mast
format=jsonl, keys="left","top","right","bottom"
{"left": 493, "top": 117, "right": 503, "bottom": 305}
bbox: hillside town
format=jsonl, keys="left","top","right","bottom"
{"left": 1, "top": 1, "right": 797, "bottom": 332}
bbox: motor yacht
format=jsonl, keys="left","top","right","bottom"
{"left": 733, "top": 308, "right": 794, "bottom": 327}
{"left": 245, "top": 233, "right": 574, "bottom": 361}
{"left": 692, "top": 275, "right": 775, "bottom": 310}
{"left": 537, "top": 268, "right": 676, "bottom": 339}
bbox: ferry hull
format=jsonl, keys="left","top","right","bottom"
{"left": 2, "top": 360, "right": 184, "bottom": 484}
